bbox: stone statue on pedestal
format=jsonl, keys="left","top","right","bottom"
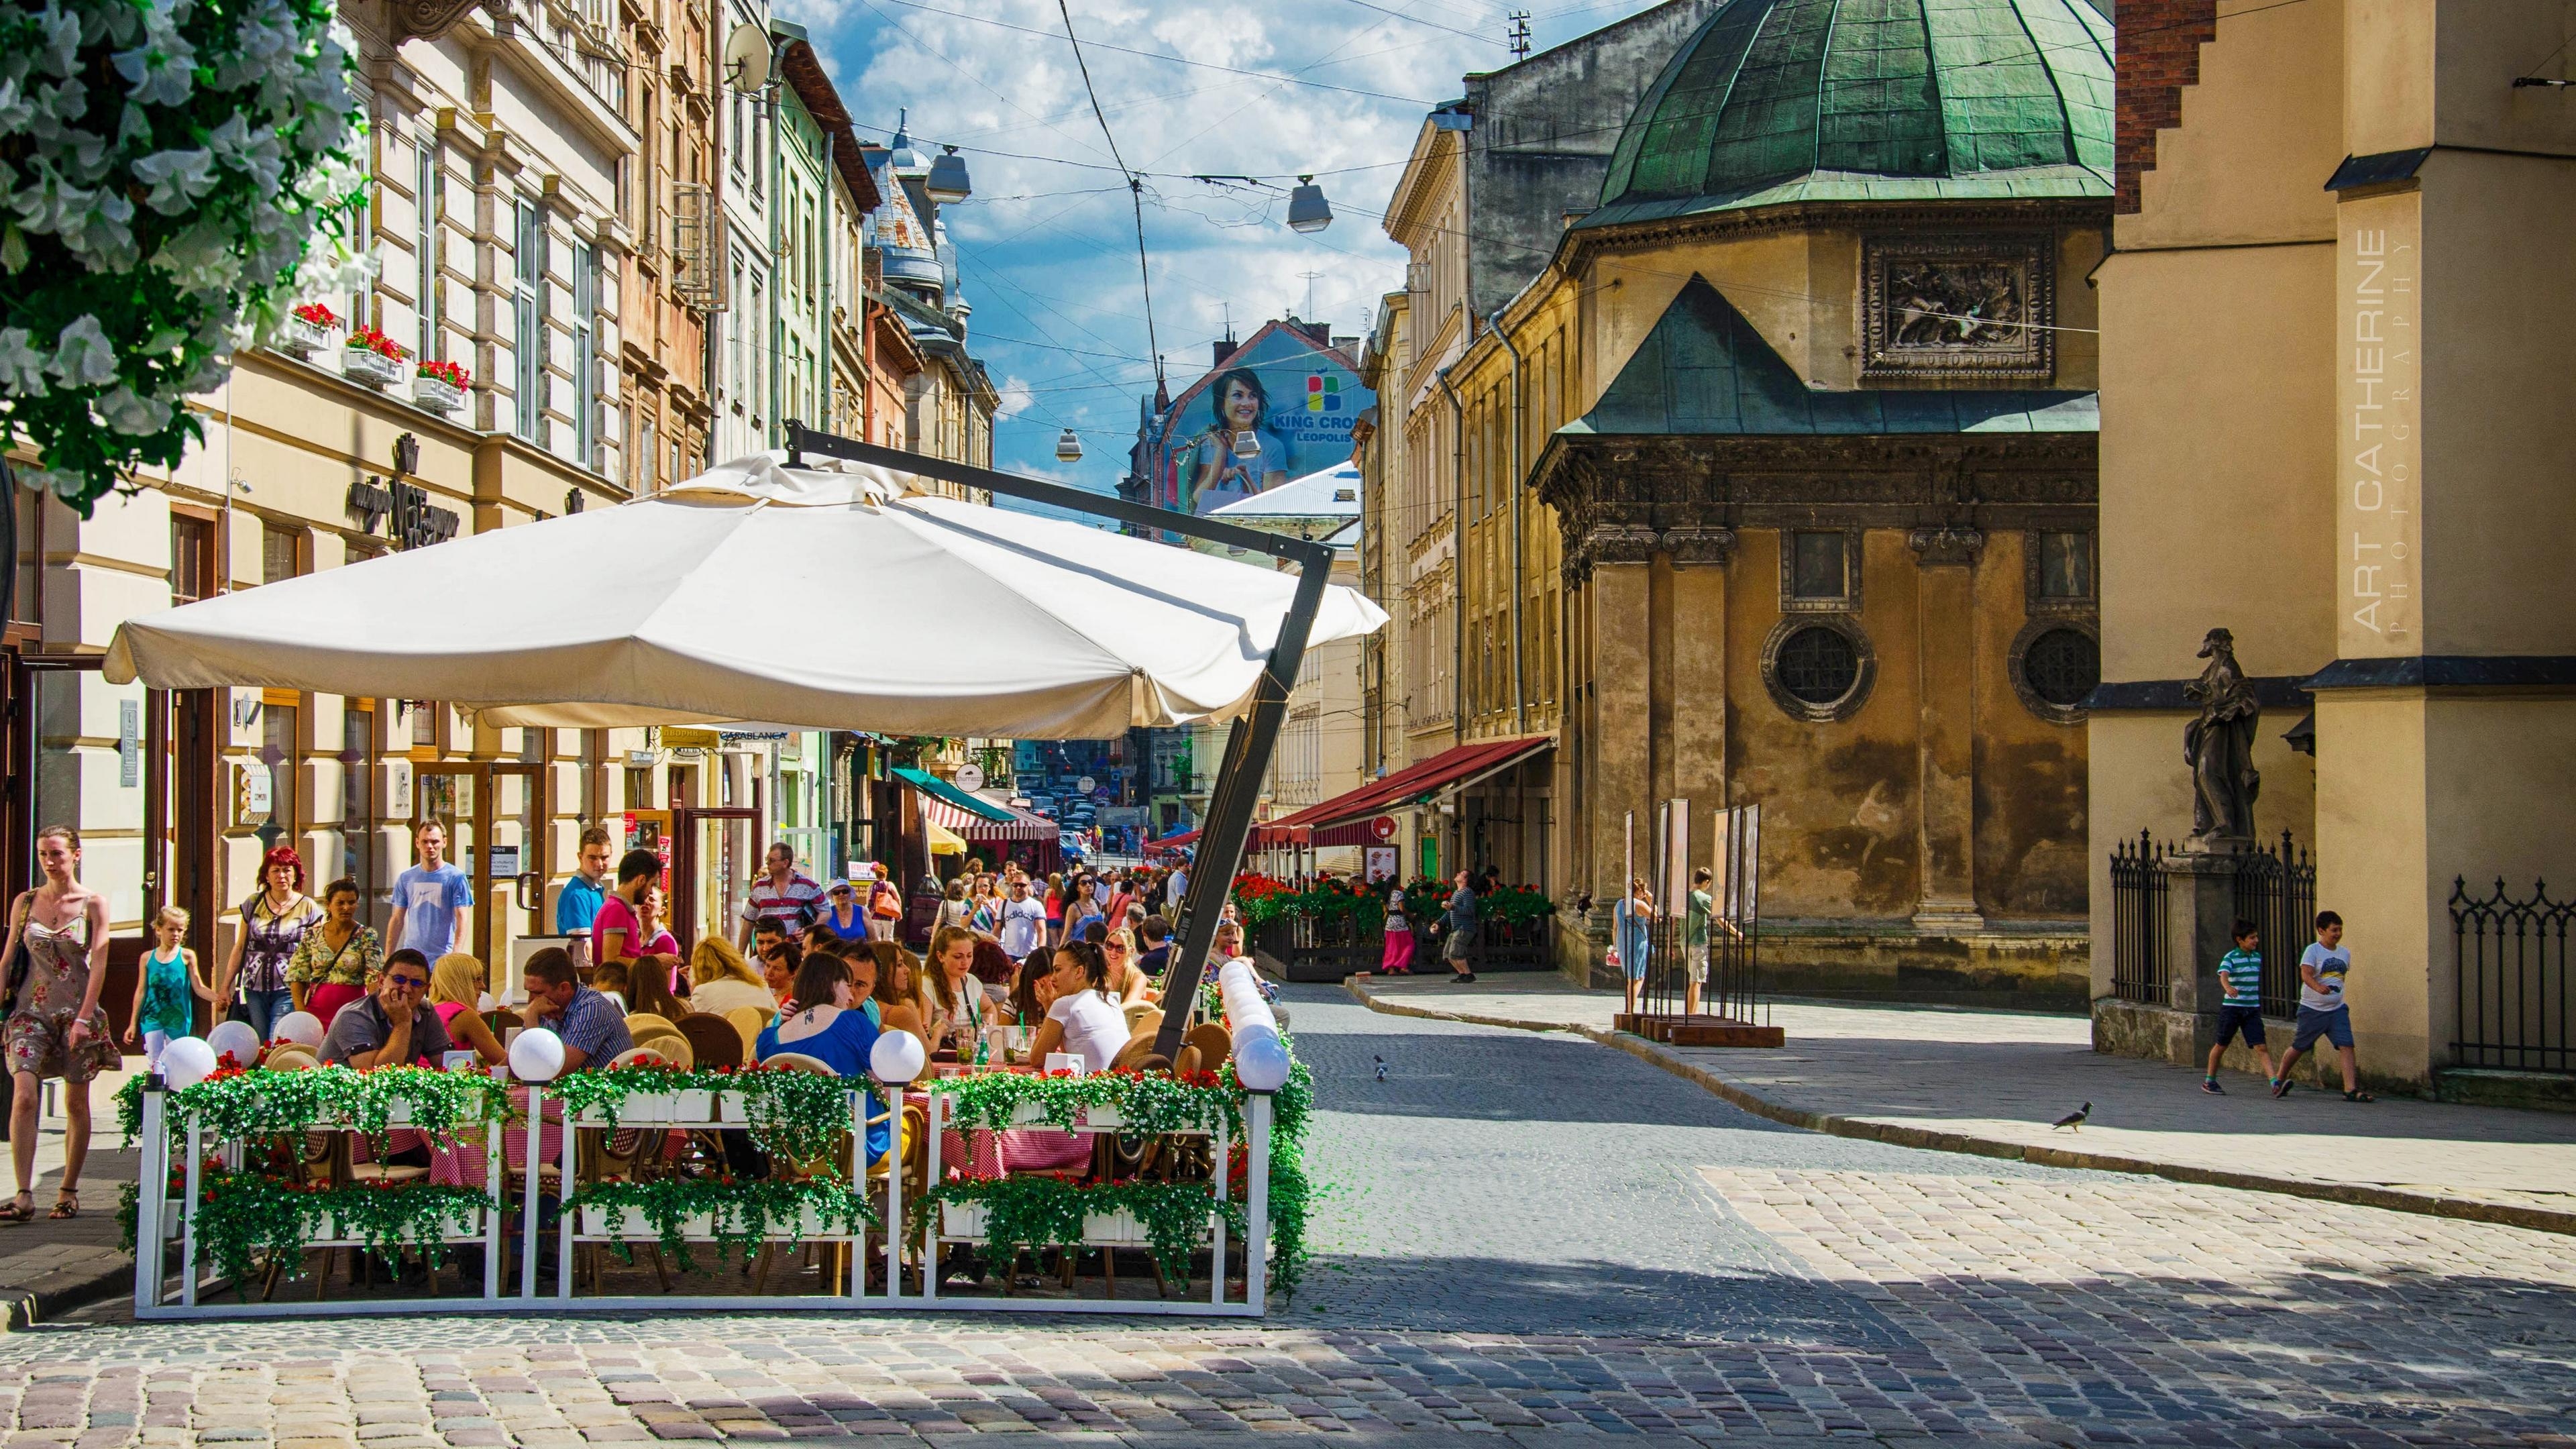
{"left": 2182, "top": 627, "right": 2261, "bottom": 851}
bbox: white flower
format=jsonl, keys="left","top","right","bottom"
{"left": 0, "top": 329, "right": 50, "bottom": 395}
{"left": 48, "top": 315, "right": 118, "bottom": 388}
{"left": 97, "top": 384, "right": 174, "bottom": 435}
{"left": 60, "top": 189, "right": 136, "bottom": 270}
{"left": 132, "top": 148, "right": 215, "bottom": 213}
{"left": 32, "top": 3, "right": 81, "bottom": 79}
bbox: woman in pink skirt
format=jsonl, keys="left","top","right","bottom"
{"left": 1379, "top": 886, "right": 1415, "bottom": 975}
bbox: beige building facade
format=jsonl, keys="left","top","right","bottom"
{"left": 2092, "top": 0, "right": 2576, "bottom": 1088}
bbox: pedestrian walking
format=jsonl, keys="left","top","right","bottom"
{"left": 125, "top": 905, "right": 210, "bottom": 1071}
{"left": 737, "top": 843, "right": 824, "bottom": 948}
{"left": 1, "top": 826, "right": 117, "bottom": 1222}
{"left": 1613, "top": 877, "right": 1653, "bottom": 1014}
{"left": 2206, "top": 918, "right": 2277, "bottom": 1094}
{"left": 2273, "top": 910, "right": 2372, "bottom": 1100}
{"left": 998, "top": 875, "right": 1048, "bottom": 965}
{"left": 933, "top": 879, "right": 975, "bottom": 936}
{"left": 386, "top": 821, "right": 472, "bottom": 965}
{"left": 1380, "top": 886, "right": 1415, "bottom": 975}
{"left": 813, "top": 879, "right": 871, "bottom": 943}
{"left": 867, "top": 869, "right": 903, "bottom": 943}
{"left": 1442, "top": 870, "right": 1480, "bottom": 985}
{"left": 219, "top": 843, "right": 321, "bottom": 1041}
{"left": 288, "top": 876, "right": 382, "bottom": 1030}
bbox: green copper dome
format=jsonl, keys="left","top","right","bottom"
{"left": 1589, "top": 0, "right": 2113, "bottom": 227}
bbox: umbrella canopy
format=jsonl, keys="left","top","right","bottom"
{"left": 104, "top": 454, "right": 1386, "bottom": 738}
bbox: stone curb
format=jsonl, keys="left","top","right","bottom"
{"left": 1344, "top": 977, "right": 2576, "bottom": 1239}
{"left": 0, "top": 1251, "right": 133, "bottom": 1332}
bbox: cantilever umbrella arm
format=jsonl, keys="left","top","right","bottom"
{"left": 785, "top": 421, "right": 1329, "bottom": 1061}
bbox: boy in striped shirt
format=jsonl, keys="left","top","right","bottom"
{"left": 2204, "top": 918, "right": 2275, "bottom": 1094}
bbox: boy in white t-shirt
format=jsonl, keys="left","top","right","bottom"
{"left": 2271, "top": 910, "right": 2371, "bottom": 1102}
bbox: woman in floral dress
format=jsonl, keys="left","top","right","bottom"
{"left": 1, "top": 826, "right": 118, "bottom": 1222}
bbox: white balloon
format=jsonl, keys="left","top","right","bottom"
{"left": 509, "top": 1027, "right": 566, "bottom": 1083}
{"left": 204, "top": 1020, "right": 262, "bottom": 1067}
{"left": 271, "top": 1010, "right": 325, "bottom": 1049}
{"left": 869, "top": 1029, "right": 926, "bottom": 1085}
{"left": 160, "top": 1036, "right": 219, "bottom": 1090}
{"left": 1232, "top": 1024, "right": 1291, "bottom": 1093}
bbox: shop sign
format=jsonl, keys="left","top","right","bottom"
{"left": 955, "top": 763, "right": 985, "bottom": 792}
{"left": 234, "top": 761, "right": 272, "bottom": 828}
{"left": 118, "top": 700, "right": 140, "bottom": 788}
{"left": 663, "top": 727, "right": 723, "bottom": 750}
{"left": 347, "top": 474, "right": 462, "bottom": 550}
{"left": 488, "top": 845, "right": 521, "bottom": 878}
{"left": 1364, "top": 846, "right": 1397, "bottom": 883}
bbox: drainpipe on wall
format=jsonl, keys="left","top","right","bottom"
{"left": 1490, "top": 309, "right": 1525, "bottom": 736}
{"left": 1437, "top": 366, "right": 1466, "bottom": 749}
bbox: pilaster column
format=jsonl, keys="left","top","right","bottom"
{"left": 1909, "top": 526, "right": 1985, "bottom": 933}
{"left": 1664, "top": 526, "right": 1733, "bottom": 864}
{"left": 1587, "top": 525, "right": 1656, "bottom": 900}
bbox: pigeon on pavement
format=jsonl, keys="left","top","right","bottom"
{"left": 2051, "top": 1102, "right": 2091, "bottom": 1131}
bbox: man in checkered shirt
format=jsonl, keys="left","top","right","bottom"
{"left": 737, "top": 843, "right": 825, "bottom": 948}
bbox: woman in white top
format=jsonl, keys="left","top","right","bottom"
{"left": 1028, "top": 941, "right": 1129, "bottom": 1075}
{"left": 924, "top": 925, "right": 987, "bottom": 1058}
{"left": 687, "top": 938, "right": 777, "bottom": 1020}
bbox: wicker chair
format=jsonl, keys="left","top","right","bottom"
{"left": 676, "top": 1013, "right": 744, "bottom": 1071}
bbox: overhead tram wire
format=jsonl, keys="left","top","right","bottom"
{"left": 1057, "top": 0, "right": 1165, "bottom": 394}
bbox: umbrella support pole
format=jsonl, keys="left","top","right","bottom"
{"left": 784, "top": 421, "right": 1328, "bottom": 1057}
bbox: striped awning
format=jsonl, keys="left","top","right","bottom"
{"left": 962, "top": 794, "right": 1057, "bottom": 843}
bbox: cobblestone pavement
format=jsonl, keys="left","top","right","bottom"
{"left": 1352, "top": 974, "right": 2576, "bottom": 1225}
{"left": 1, "top": 989, "right": 2569, "bottom": 1445}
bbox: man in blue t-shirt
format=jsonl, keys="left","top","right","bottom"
{"left": 555, "top": 825, "right": 614, "bottom": 936}
{"left": 386, "top": 820, "right": 475, "bottom": 961}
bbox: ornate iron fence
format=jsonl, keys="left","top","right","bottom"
{"left": 2231, "top": 830, "right": 2316, "bottom": 1020}
{"left": 2451, "top": 877, "right": 2575, "bottom": 1075}
{"left": 2108, "top": 830, "right": 2171, "bottom": 1006}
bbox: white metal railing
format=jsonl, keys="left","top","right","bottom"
{"left": 129, "top": 1081, "right": 1272, "bottom": 1319}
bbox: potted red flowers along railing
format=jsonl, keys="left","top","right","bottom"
{"left": 282, "top": 303, "right": 343, "bottom": 361}
{"left": 412, "top": 358, "right": 470, "bottom": 416}
{"left": 341, "top": 324, "right": 409, "bottom": 389}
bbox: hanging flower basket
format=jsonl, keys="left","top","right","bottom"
{"left": 280, "top": 304, "right": 341, "bottom": 360}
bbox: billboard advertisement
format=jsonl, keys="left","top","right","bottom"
{"left": 1152, "top": 322, "right": 1373, "bottom": 516}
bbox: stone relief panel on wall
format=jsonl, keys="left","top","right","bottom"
{"left": 1862, "top": 235, "right": 2053, "bottom": 383}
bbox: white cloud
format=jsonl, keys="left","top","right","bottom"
{"left": 774, "top": 0, "right": 1667, "bottom": 485}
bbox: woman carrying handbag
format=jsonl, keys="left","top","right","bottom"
{"left": 0, "top": 827, "right": 117, "bottom": 1223}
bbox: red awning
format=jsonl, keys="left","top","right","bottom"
{"left": 1259, "top": 736, "right": 1555, "bottom": 841}
{"left": 962, "top": 795, "right": 1058, "bottom": 842}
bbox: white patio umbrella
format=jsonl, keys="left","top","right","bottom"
{"left": 103, "top": 453, "right": 1386, "bottom": 737}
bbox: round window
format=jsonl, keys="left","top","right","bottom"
{"left": 1776, "top": 625, "right": 1862, "bottom": 706}
{"left": 2024, "top": 627, "right": 2100, "bottom": 708}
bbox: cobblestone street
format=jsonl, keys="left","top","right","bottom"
{"left": 7, "top": 989, "right": 2573, "bottom": 1445}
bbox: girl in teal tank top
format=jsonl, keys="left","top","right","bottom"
{"left": 123, "top": 907, "right": 209, "bottom": 1071}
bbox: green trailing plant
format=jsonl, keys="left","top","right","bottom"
{"left": 566, "top": 1175, "right": 873, "bottom": 1274}
{"left": 123, "top": 1064, "right": 509, "bottom": 1154}
{"left": 919, "top": 1175, "right": 1234, "bottom": 1285}
{"left": 930, "top": 1067, "right": 1229, "bottom": 1135}
{"left": 549, "top": 1061, "right": 873, "bottom": 1165}
{"left": 118, "top": 1166, "right": 487, "bottom": 1285}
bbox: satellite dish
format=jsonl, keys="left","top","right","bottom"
{"left": 723, "top": 22, "right": 771, "bottom": 93}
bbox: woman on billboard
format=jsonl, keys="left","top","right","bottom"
{"left": 1189, "top": 368, "right": 1289, "bottom": 514}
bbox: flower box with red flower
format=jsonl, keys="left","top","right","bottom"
{"left": 340, "top": 325, "right": 409, "bottom": 388}
{"left": 281, "top": 303, "right": 341, "bottom": 360}
{"left": 411, "top": 358, "right": 469, "bottom": 415}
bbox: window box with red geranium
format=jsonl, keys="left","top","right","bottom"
{"left": 412, "top": 358, "right": 470, "bottom": 416}
{"left": 281, "top": 303, "right": 342, "bottom": 361}
{"left": 341, "top": 325, "right": 409, "bottom": 389}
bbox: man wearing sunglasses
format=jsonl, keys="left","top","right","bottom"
{"left": 319, "top": 947, "right": 455, "bottom": 1069}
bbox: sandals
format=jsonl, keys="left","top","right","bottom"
{"left": 0, "top": 1195, "right": 31, "bottom": 1225}
{"left": 2343, "top": 1089, "right": 2375, "bottom": 1103}
{"left": 48, "top": 1193, "right": 76, "bottom": 1220}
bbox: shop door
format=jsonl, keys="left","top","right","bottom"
{"left": 411, "top": 762, "right": 547, "bottom": 969}
{"left": 672, "top": 804, "right": 757, "bottom": 949}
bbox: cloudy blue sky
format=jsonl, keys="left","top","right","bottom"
{"left": 778, "top": 0, "right": 1664, "bottom": 501}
